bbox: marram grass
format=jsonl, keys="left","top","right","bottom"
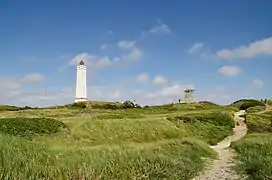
{"left": 0, "top": 134, "right": 215, "bottom": 180}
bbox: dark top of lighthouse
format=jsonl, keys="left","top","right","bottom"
{"left": 79, "top": 60, "right": 84, "bottom": 65}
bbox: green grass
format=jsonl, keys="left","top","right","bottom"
{"left": 232, "top": 133, "right": 272, "bottom": 180}
{"left": 0, "top": 117, "right": 67, "bottom": 139}
{"left": 246, "top": 106, "right": 266, "bottom": 113}
{"left": 0, "top": 101, "right": 238, "bottom": 179}
{"left": 230, "top": 99, "right": 265, "bottom": 110}
{"left": 0, "top": 134, "right": 215, "bottom": 179}
{"left": 267, "top": 99, "right": 272, "bottom": 106}
{"left": 231, "top": 109, "right": 272, "bottom": 179}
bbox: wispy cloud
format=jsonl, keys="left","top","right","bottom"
{"left": 117, "top": 40, "right": 143, "bottom": 61}
{"left": 216, "top": 37, "right": 272, "bottom": 59}
{"left": 218, "top": 66, "right": 243, "bottom": 76}
{"left": 135, "top": 73, "right": 149, "bottom": 82}
{"left": 20, "top": 73, "right": 45, "bottom": 84}
{"left": 187, "top": 43, "right": 204, "bottom": 54}
{"left": 153, "top": 75, "right": 169, "bottom": 87}
{"left": 100, "top": 44, "right": 107, "bottom": 50}
{"left": 252, "top": 79, "right": 265, "bottom": 89}
{"left": 117, "top": 40, "right": 136, "bottom": 50}
{"left": 149, "top": 20, "right": 171, "bottom": 34}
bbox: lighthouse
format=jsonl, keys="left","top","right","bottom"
{"left": 75, "top": 60, "right": 87, "bottom": 103}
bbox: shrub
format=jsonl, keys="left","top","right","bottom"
{"left": 198, "top": 101, "right": 219, "bottom": 106}
{"left": 243, "top": 113, "right": 272, "bottom": 133}
{"left": 19, "top": 106, "right": 33, "bottom": 110}
{"left": 246, "top": 106, "right": 266, "bottom": 113}
{"left": 91, "top": 103, "right": 123, "bottom": 110}
{"left": 0, "top": 105, "right": 20, "bottom": 111}
{"left": 166, "top": 110, "right": 235, "bottom": 127}
{"left": 123, "top": 101, "right": 135, "bottom": 109}
{"left": 0, "top": 117, "right": 67, "bottom": 139}
{"left": 70, "top": 102, "right": 87, "bottom": 109}
{"left": 231, "top": 99, "right": 265, "bottom": 110}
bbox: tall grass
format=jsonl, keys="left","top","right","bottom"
{"left": 0, "top": 101, "right": 238, "bottom": 179}
{"left": 0, "top": 134, "right": 215, "bottom": 179}
{"left": 231, "top": 110, "right": 272, "bottom": 179}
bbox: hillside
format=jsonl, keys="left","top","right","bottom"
{"left": 0, "top": 100, "right": 266, "bottom": 179}
{"left": 232, "top": 104, "right": 272, "bottom": 179}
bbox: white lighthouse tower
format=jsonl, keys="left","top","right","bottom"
{"left": 75, "top": 60, "right": 87, "bottom": 103}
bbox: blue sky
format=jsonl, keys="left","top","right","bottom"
{"left": 0, "top": 0, "right": 271, "bottom": 106}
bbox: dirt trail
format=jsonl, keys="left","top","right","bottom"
{"left": 193, "top": 110, "right": 247, "bottom": 180}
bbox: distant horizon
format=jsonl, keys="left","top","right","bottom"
{"left": 2, "top": 98, "right": 271, "bottom": 108}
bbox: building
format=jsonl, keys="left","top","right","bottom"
{"left": 75, "top": 60, "right": 87, "bottom": 102}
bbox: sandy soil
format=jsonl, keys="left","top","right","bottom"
{"left": 193, "top": 110, "right": 247, "bottom": 180}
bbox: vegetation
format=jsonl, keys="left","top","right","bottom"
{"left": 267, "top": 99, "right": 272, "bottom": 106}
{"left": 69, "top": 102, "right": 87, "bottom": 109}
{"left": 231, "top": 107, "right": 272, "bottom": 179}
{"left": 231, "top": 99, "right": 265, "bottom": 110}
{"left": 0, "top": 134, "right": 215, "bottom": 179}
{"left": 246, "top": 106, "right": 266, "bottom": 113}
{"left": 0, "top": 117, "right": 67, "bottom": 139}
{"left": 0, "top": 100, "right": 238, "bottom": 179}
{"left": 0, "top": 105, "right": 20, "bottom": 111}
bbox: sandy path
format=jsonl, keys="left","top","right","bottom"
{"left": 193, "top": 110, "right": 247, "bottom": 180}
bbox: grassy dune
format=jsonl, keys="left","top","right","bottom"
{"left": 231, "top": 109, "right": 272, "bottom": 179}
{"left": 0, "top": 134, "right": 215, "bottom": 179}
{"left": 0, "top": 102, "right": 237, "bottom": 179}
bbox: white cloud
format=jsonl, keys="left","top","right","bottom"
{"left": 69, "top": 53, "right": 96, "bottom": 66}
{"left": 216, "top": 37, "right": 272, "bottom": 59}
{"left": 149, "top": 20, "right": 171, "bottom": 34}
{"left": 68, "top": 53, "right": 121, "bottom": 71}
{"left": 218, "top": 66, "right": 243, "bottom": 76}
{"left": 117, "top": 40, "right": 136, "bottom": 50}
{"left": 125, "top": 48, "right": 142, "bottom": 61}
{"left": 116, "top": 40, "right": 143, "bottom": 61}
{"left": 95, "top": 56, "right": 112, "bottom": 69}
{"left": 113, "top": 57, "right": 121, "bottom": 63}
{"left": 136, "top": 73, "right": 149, "bottom": 82}
{"left": 100, "top": 44, "right": 107, "bottom": 50}
{"left": 20, "top": 73, "right": 45, "bottom": 84}
{"left": 252, "top": 79, "right": 264, "bottom": 89}
{"left": 153, "top": 75, "right": 169, "bottom": 87}
{"left": 187, "top": 43, "right": 204, "bottom": 54}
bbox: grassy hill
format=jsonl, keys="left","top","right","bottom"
{"left": 0, "top": 101, "right": 238, "bottom": 179}
{"left": 232, "top": 106, "right": 272, "bottom": 179}
{"left": 230, "top": 99, "right": 265, "bottom": 110}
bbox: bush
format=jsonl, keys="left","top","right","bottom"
{"left": 91, "top": 103, "right": 123, "bottom": 110}
{"left": 0, "top": 117, "right": 67, "bottom": 139}
{"left": 0, "top": 105, "right": 20, "bottom": 111}
{"left": 198, "top": 101, "right": 219, "bottom": 106}
{"left": 70, "top": 102, "right": 87, "bottom": 109}
{"left": 231, "top": 99, "right": 265, "bottom": 110}
{"left": 166, "top": 110, "right": 235, "bottom": 127}
{"left": 243, "top": 113, "right": 272, "bottom": 133}
{"left": 246, "top": 106, "right": 266, "bottom": 113}
{"left": 123, "top": 101, "right": 135, "bottom": 109}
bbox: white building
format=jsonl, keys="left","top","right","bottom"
{"left": 75, "top": 60, "right": 87, "bottom": 103}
